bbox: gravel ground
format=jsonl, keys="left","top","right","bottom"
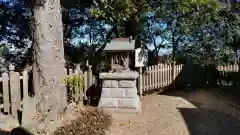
{"left": 1, "top": 89, "right": 239, "bottom": 135}
{"left": 106, "top": 90, "right": 240, "bottom": 135}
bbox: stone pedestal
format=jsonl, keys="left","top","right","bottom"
{"left": 98, "top": 72, "right": 141, "bottom": 113}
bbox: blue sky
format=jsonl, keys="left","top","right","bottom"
{"left": 0, "top": 0, "right": 170, "bottom": 56}
{"left": 71, "top": 14, "right": 171, "bottom": 56}
{"left": 71, "top": 25, "right": 170, "bottom": 56}
{"left": 71, "top": 24, "right": 111, "bottom": 45}
{"left": 148, "top": 37, "right": 171, "bottom": 55}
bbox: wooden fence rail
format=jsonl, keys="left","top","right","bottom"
{"left": 65, "top": 65, "right": 96, "bottom": 103}
{"left": 0, "top": 65, "right": 95, "bottom": 117}
{"left": 138, "top": 64, "right": 240, "bottom": 95}
{"left": 217, "top": 65, "right": 239, "bottom": 72}
{"left": 217, "top": 65, "right": 239, "bottom": 77}
{"left": 2, "top": 64, "right": 237, "bottom": 117}
{"left": 0, "top": 70, "right": 28, "bottom": 117}
{"left": 138, "top": 64, "right": 183, "bottom": 95}
{"left": 216, "top": 65, "right": 239, "bottom": 84}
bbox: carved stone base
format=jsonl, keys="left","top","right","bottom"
{"left": 98, "top": 72, "right": 141, "bottom": 114}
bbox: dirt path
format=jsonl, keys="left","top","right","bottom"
{"left": 106, "top": 90, "right": 240, "bottom": 135}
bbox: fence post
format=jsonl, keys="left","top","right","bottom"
{"left": 172, "top": 61, "right": 176, "bottom": 82}
{"left": 22, "top": 69, "right": 36, "bottom": 126}
{"left": 75, "top": 64, "right": 80, "bottom": 102}
{"left": 146, "top": 67, "right": 149, "bottom": 91}
{"left": 2, "top": 71, "right": 9, "bottom": 113}
{"left": 22, "top": 70, "right": 29, "bottom": 104}
{"left": 157, "top": 64, "right": 160, "bottom": 89}
{"left": 150, "top": 66, "right": 153, "bottom": 90}
{"left": 88, "top": 64, "right": 93, "bottom": 87}
{"left": 84, "top": 60, "right": 89, "bottom": 101}
{"left": 138, "top": 67, "right": 143, "bottom": 98}
{"left": 154, "top": 65, "right": 157, "bottom": 89}
{"left": 9, "top": 64, "right": 21, "bottom": 118}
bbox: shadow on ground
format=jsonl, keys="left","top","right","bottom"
{"left": 0, "top": 130, "right": 10, "bottom": 135}
{"left": 178, "top": 108, "right": 240, "bottom": 135}
{"left": 156, "top": 61, "right": 240, "bottom": 135}
{"left": 159, "top": 88, "right": 240, "bottom": 135}
{"left": 159, "top": 60, "right": 240, "bottom": 107}
{"left": 0, "top": 127, "right": 33, "bottom": 135}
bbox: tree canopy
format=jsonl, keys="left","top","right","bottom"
{"left": 0, "top": 0, "right": 239, "bottom": 67}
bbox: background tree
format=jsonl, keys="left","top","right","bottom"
{"left": 218, "top": 1, "right": 240, "bottom": 65}
{"left": 62, "top": 6, "right": 111, "bottom": 67}
{"left": 90, "top": 0, "right": 150, "bottom": 39}
{"left": 139, "top": 12, "right": 169, "bottom": 63}
{"left": 0, "top": 0, "right": 32, "bottom": 70}
{"left": 153, "top": 0, "right": 222, "bottom": 63}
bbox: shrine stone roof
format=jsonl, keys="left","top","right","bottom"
{"left": 103, "top": 38, "right": 135, "bottom": 51}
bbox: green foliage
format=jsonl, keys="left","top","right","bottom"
{"left": 148, "top": 0, "right": 239, "bottom": 66}
{"left": 0, "top": 1, "right": 32, "bottom": 69}
{"left": 90, "top": 0, "right": 150, "bottom": 25}
{"left": 0, "top": 44, "right": 7, "bottom": 51}
{"left": 0, "top": 43, "right": 9, "bottom": 58}
{"left": 218, "top": 3, "right": 240, "bottom": 51}
{"left": 64, "top": 74, "right": 84, "bottom": 91}
{"left": 152, "top": 0, "right": 223, "bottom": 64}
{"left": 1, "top": 0, "right": 238, "bottom": 68}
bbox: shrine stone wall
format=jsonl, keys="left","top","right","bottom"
{"left": 98, "top": 72, "right": 141, "bottom": 113}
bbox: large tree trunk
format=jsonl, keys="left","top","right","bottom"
{"left": 32, "top": 0, "right": 67, "bottom": 119}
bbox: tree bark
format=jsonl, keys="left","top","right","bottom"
{"left": 32, "top": 0, "right": 67, "bottom": 119}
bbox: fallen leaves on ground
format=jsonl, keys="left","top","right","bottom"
{"left": 52, "top": 108, "right": 112, "bottom": 135}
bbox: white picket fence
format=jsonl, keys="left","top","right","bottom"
{"left": 217, "top": 65, "right": 239, "bottom": 75}
{"left": 138, "top": 64, "right": 184, "bottom": 95}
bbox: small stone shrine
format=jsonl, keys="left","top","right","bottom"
{"left": 98, "top": 37, "right": 141, "bottom": 113}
